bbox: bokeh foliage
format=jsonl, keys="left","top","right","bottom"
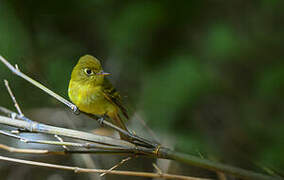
{"left": 0, "top": 0, "right": 283, "bottom": 178}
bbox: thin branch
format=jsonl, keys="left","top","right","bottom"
{"left": 100, "top": 157, "right": 132, "bottom": 177}
{"left": 153, "top": 163, "right": 163, "bottom": 175}
{"left": 0, "top": 106, "right": 19, "bottom": 117}
{"left": 0, "top": 129, "right": 140, "bottom": 154}
{"left": 0, "top": 55, "right": 78, "bottom": 113}
{"left": 0, "top": 143, "right": 145, "bottom": 156}
{"left": 0, "top": 114, "right": 135, "bottom": 149}
{"left": 0, "top": 131, "right": 270, "bottom": 180}
{"left": 0, "top": 130, "right": 98, "bottom": 149}
{"left": 0, "top": 155, "right": 208, "bottom": 180}
{"left": 89, "top": 114, "right": 158, "bottom": 148}
{"left": 54, "top": 135, "right": 69, "bottom": 150}
{"left": 0, "top": 112, "right": 157, "bottom": 157}
{"left": 159, "top": 149, "right": 279, "bottom": 180}
{"left": 4, "top": 80, "right": 24, "bottom": 116}
{"left": 0, "top": 144, "right": 53, "bottom": 154}
{"left": 0, "top": 114, "right": 278, "bottom": 180}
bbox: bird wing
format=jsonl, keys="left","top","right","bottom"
{"left": 102, "top": 78, "right": 129, "bottom": 119}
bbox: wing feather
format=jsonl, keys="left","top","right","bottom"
{"left": 102, "top": 79, "right": 129, "bottom": 119}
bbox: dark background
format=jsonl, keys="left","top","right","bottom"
{"left": 0, "top": 0, "right": 283, "bottom": 179}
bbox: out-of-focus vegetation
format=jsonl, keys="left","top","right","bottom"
{"left": 0, "top": 0, "right": 283, "bottom": 179}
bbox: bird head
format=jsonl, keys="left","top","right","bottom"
{"left": 71, "top": 54, "right": 110, "bottom": 85}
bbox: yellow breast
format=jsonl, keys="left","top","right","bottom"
{"left": 68, "top": 80, "right": 111, "bottom": 115}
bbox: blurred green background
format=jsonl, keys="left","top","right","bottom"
{"left": 0, "top": 0, "right": 283, "bottom": 179}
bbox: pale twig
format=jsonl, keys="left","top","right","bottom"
{"left": 0, "top": 113, "right": 279, "bottom": 180}
{"left": 0, "top": 129, "right": 129, "bottom": 151}
{"left": 100, "top": 157, "right": 132, "bottom": 177}
{"left": 0, "top": 106, "right": 37, "bottom": 123}
{"left": 0, "top": 144, "right": 57, "bottom": 154}
{"left": 89, "top": 114, "right": 157, "bottom": 148}
{"left": 4, "top": 80, "right": 24, "bottom": 116}
{"left": 0, "top": 155, "right": 208, "bottom": 180}
{"left": 54, "top": 135, "right": 69, "bottom": 150}
{"left": 0, "top": 130, "right": 85, "bottom": 148}
{"left": 0, "top": 111, "right": 279, "bottom": 180}
{"left": 0, "top": 113, "right": 159, "bottom": 157}
{"left": 0, "top": 143, "right": 148, "bottom": 157}
{"left": 153, "top": 163, "right": 163, "bottom": 175}
{"left": 0, "top": 55, "right": 78, "bottom": 113}
{"left": 0, "top": 114, "right": 135, "bottom": 148}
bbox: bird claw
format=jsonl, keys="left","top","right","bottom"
{"left": 72, "top": 105, "right": 80, "bottom": 115}
{"left": 97, "top": 117, "right": 105, "bottom": 125}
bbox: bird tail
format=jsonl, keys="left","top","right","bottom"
{"left": 109, "top": 112, "right": 129, "bottom": 140}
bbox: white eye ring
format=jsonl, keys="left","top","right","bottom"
{"left": 84, "top": 68, "right": 94, "bottom": 75}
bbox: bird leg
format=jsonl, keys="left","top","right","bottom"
{"left": 97, "top": 116, "right": 106, "bottom": 126}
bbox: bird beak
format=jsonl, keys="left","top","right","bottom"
{"left": 97, "top": 71, "right": 111, "bottom": 76}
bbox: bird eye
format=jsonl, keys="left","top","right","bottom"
{"left": 84, "top": 68, "right": 93, "bottom": 75}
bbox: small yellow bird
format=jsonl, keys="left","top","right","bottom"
{"left": 68, "top": 55, "right": 129, "bottom": 139}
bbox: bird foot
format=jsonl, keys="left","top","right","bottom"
{"left": 97, "top": 117, "right": 105, "bottom": 125}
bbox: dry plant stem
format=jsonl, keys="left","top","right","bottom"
{"left": 159, "top": 149, "right": 279, "bottom": 180}
{"left": 0, "top": 106, "right": 20, "bottom": 118}
{"left": 0, "top": 114, "right": 156, "bottom": 156}
{"left": 91, "top": 114, "right": 157, "bottom": 148}
{"left": 54, "top": 135, "right": 69, "bottom": 150}
{"left": 0, "top": 109, "right": 156, "bottom": 155}
{"left": 0, "top": 116, "right": 279, "bottom": 180}
{"left": 100, "top": 157, "right": 132, "bottom": 177}
{"left": 0, "top": 115, "right": 135, "bottom": 149}
{"left": 0, "top": 55, "right": 78, "bottom": 113}
{"left": 0, "top": 143, "right": 146, "bottom": 156}
{"left": 0, "top": 130, "right": 150, "bottom": 156}
{"left": 4, "top": 80, "right": 23, "bottom": 116}
{"left": 0, "top": 106, "right": 37, "bottom": 123}
{"left": 0, "top": 144, "right": 50, "bottom": 154}
{"left": 0, "top": 155, "right": 208, "bottom": 180}
{"left": 153, "top": 163, "right": 163, "bottom": 174}
{"left": 0, "top": 141, "right": 279, "bottom": 180}
{"left": 0, "top": 130, "right": 114, "bottom": 150}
